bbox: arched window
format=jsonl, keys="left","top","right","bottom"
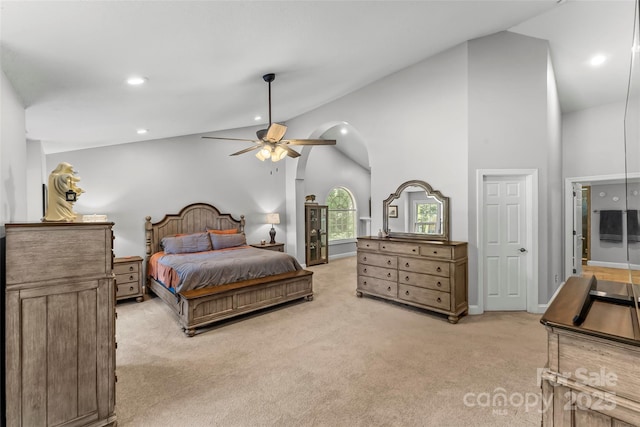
{"left": 326, "top": 187, "right": 356, "bottom": 241}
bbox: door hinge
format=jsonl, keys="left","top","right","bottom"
{"left": 573, "top": 230, "right": 576, "bottom": 235}
{"left": 573, "top": 268, "right": 577, "bottom": 274}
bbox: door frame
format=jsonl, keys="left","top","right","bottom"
{"left": 477, "top": 169, "right": 539, "bottom": 313}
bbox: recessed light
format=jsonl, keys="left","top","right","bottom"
{"left": 254, "top": 115, "right": 262, "bottom": 121}
{"left": 127, "top": 76, "right": 147, "bottom": 86}
{"left": 136, "top": 129, "right": 148, "bottom": 135}
{"left": 590, "top": 55, "right": 606, "bottom": 66}
{"left": 340, "top": 128, "right": 348, "bottom": 135}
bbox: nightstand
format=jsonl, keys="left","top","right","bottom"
{"left": 114, "top": 256, "right": 144, "bottom": 302}
{"left": 250, "top": 242, "right": 285, "bottom": 252}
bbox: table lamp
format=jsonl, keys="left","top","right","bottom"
{"left": 266, "top": 213, "right": 280, "bottom": 244}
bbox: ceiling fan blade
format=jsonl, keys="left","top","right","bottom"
{"left": 230, "top": 145, "right": 261, "bottom": 156}
{"left": 265, "top": 123, "right": 287, "bottom": 142}
{"left": 284, "top": 139, "right": 337, "bottom": 146}
{"left": 280, "top": 144, "right": 301, "bottom": 158}
{"left": 202, "top": 136, "right": 258, "bottom": 142}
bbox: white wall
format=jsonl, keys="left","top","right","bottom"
{"left": 562, "top": 101, "right": 629, "bottom": 179}
{"left": 467, "top": 31, "right": 562, "bottom": 307}
{"left": 46, "top": 127, "right": 288, "bottom": 259}
{"left": 285, "top": 43, "right": 469, "bottom": 264}
{"left": 1, "top": 70, "right": 27, "bottom": 224}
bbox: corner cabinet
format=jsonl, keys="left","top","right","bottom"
{"left": 305, "top": 204, "right": 328, "bottom": 266}
{"left": 5, "top": 222, "right": 117, "bottom": 427}
{"left": 356, "top": 236, "right": 468, "bottom": 323}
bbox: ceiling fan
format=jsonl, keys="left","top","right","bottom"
{"left": 202, "top": 73, "right": 336, "bottom": 162}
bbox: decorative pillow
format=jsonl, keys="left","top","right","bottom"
{"left": 162, "top": 232, "right": 212, "bottom": 254}
{"left": 207, "top": 228, "right": 238, "bottom": 235}
{"left": 209, "top": 233, "right": 246, "bottom": 250}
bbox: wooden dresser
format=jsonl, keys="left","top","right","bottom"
{"left": 114, "top": 256, "right": 144, "bottom": 302}
{"left": 356, "top": 236, "right": 468, "bottom": 323}
{"left": 5, "top": 222, "right": 117, "bottom": 427}
{"left": 540, "top": 276, "right": 640, "bottom": 426}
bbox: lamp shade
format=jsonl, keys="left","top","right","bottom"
{"left": 266, "top": 213, "right": 280, "bottom": 225}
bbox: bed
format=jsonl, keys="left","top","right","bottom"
{"left": 144, "top": 203, "right": 313, "bottom": 336}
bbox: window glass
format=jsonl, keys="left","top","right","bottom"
{"left": 327, "top": 187, "right": 356, "bottom": 241}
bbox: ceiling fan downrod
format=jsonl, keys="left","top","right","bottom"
{"left": 263, "top": 73, "right": 275, "bottom": 127}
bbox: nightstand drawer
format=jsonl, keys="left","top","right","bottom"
{"left": 116, "top": 282, "right": 141, "bottom": 298}
{"left": 116, "top": 272, "right": 138, "bottom": 285}
{"left": 114, "top": 262, "right": 139, "bottom": 275}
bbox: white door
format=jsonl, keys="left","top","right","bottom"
{"left": 483, "top": 175, "right": 528, "bottom": 310}
{"left": 572, "top": 183, "right": 583, "bottom": 276}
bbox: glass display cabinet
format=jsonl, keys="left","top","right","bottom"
{"left": 305, "top": 204, "right": 328, "bottom": 266}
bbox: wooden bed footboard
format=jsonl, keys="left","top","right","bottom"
{"left": 148, "top": 270, "right": 313, "bottom": 336}
{"left": 145, "top": 203, "right": 314, "bottom": 336}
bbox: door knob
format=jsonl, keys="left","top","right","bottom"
{"left": 519, "top": 248, "right": 527, "bottom": 253}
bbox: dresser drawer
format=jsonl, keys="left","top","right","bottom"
{"left": 419, "top": 244, "right": 452, "bottom": 260}
{"left": 358, "top": 252, "right": 397, "bottom": 268}
{"left": 399, "top": 271, "right": 450, "bottom": 292}
{"left": 358, "top": 276, "right": 397, "bottom": 298}
{"left": 116, "top": 281, "right": 141, "bottom": 298}
{"left": 398, "top": 284, "right": 450, "bottom": 310}
{"left": 398, "top": 257, "right": 449, "bottom": 277}
{"left": 358, "top": 264, "right": 397, "bottom": 281}
{"left": 379, "top": 241, "right": 420, "bottom": 255}
{"left": 357, "top": 240, "right": 379, "bottom": 251}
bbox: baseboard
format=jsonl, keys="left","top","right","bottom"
{"left": 468, "top": 305, "right": 482, "bottom": 315}
{"left": 329, "top": 251, "right": 356, "bottom": 261}
{"left": 468, "top": 304, "right": 548, "bottom": 315}
{"left": 587, "top": 260, "right": 640, "bottom": 270}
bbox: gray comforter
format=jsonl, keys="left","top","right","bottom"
{"left": 157, "top": 246, "right": 303, "bottom": 293}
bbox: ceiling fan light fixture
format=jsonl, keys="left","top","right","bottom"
{"left": 255, "top": 150, "right": 268, "bottom": 161}
{"left": 272, "top": 145, "right": 287, "bottom": 162}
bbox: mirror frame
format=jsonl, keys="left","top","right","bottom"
{"left": 383, "top": 179, "right": 450, "bottom": 241}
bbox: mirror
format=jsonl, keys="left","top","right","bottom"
{"left": 383, "top": 180, "right": 449, "bottom": 241}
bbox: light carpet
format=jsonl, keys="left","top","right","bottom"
{"left": 115, "top": 256, "right": 547, "bottom": 426}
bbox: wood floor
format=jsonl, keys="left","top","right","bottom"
{"left": 581, "top": 264, "right": 640, "bottom": 284}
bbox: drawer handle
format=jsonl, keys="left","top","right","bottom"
{"left": 363, "top": 281, "right": 367, "bottom": 286}
{"left": 129, "top": 266, "right": 134, "bottom": 272}
{"left": 129, "top": 286, "right": 134, "bottom": 291}
{"left": 387, "top": 273, "right": 391, "bottom": 278}
{"left": 436, "top": 267, "right": 442, "bottom": 272}
{"left": 405, "top": 290, "right": 409, "bottom": 295}
{"left": 366, "top": 244, "right": 370, "bottom": 247}
{"left": 405, "top": 262, "right": 410, "bottom": 268}
{"left": 412, "top": 248, "right": 416, "bottom": 252}
{"left": 363, "top": 268, "right": 367, "bottom": 273}
{"left": 437, "top": 282, "right": 442, "bottom": 287}
{"left": 387, "top": 287, "right": 392, "bottom": 292}
{"left": 405, "top": 276, "right": 410, "bottom": 281}
{"left": 129, "top": 275, "right": 134, "bottom": 281}
{"left": 437, "top": 297, "right": 442, "bottom": 303}
{"left": 363, "top": 256, "right": 367, "bottom": 261}
{"left": 382, "top": 246, "right": 386, "bottom": 249}
{"left": 387, "top": 260, "right": 391, "bottom": 265}
{"left": 433, "top": 250, "right": 438, "bottom": 254}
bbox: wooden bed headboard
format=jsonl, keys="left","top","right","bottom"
{"left": 145, "top": 203, "right": 245, "bottom": 259}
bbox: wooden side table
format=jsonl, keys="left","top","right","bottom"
{"left": 114, "top": 256, "right": 144, "bottom": 302}
{"left": 250, "top": 242, "right": 285, "bottom": 252}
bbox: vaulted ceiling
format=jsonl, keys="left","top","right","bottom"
{"left": 1, "top": 1, "right": 636, "bottom": 154}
